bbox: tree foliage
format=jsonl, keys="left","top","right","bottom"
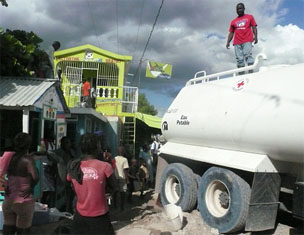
{"left": 138, "top": 93, "right": 158, "bottom": 116}
{"left": 0, "top": 0, "right": 8, "bottom": 7}
{"left": 0, "top": 28, "right": 52, "bottom": 77}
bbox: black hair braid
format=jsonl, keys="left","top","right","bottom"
{"left": 80, "top": 133, "right": 98, "bottom": 155}
{"left": 13, "top": 133, "right": 32, "bottom": 153}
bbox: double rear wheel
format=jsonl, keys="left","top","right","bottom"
{"left": 160, "top": 164, "right": 251, "bottom": 233}
{"left": 198, "top": 167, "right": 251, "bottom": 233}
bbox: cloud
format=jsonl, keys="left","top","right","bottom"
{"left": 1, "top": 0, "right": 304, "bottom": 117}
{"left": 258, "top": 24, "right": 304, "bottom": 65}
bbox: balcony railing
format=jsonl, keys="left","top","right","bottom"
{"left": 121, "top": 86, "right": 138, "bottom": 113}
{"left": 61, "top": 85, "right": 138, "bottom": 113}
{"left": 96, "top": 86, "right": 118, "bottom": 98}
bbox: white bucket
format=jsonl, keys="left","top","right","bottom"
{"left": 164, "top": 204, "right": 183, "bottom": 231}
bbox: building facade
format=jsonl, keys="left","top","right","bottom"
{"left": 53, "top": 44, "right": 139, "bottom": 156}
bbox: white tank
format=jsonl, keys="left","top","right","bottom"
{"left": 162, "top": 58, "right": 304, "bottom": 164}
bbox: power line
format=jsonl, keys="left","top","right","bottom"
{"left": 86, "top": 0, "right": 101, "bottom": 48}
{"left": 116, "top": 0, "right": 120, "bottom": 53}
{"left": 134, "top": 0, "right": 165, "bottom": 79}
{"left": 134, "top": 0, "right": 146, "bottom": 57}
{"left": 129, "top": 0, "right": 145, "bottom": 87}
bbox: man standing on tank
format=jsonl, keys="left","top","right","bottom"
{"left": 226, "top": 3, "right": 258, "bottom": 73}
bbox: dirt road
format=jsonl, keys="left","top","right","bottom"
{"left": 28, "top": 189, "right": 303, "bottom": 234}
{"left": 112, "top": 190, "right": 304, "bottom": 235}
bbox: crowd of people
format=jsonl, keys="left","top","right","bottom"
{"left": 0, "top": 132, "right": 163, "bottom": 234}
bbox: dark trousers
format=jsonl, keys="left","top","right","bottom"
{"left": 152, "top": 153, "right": 158, "bottom": 174}
{"left": 82, "top": 96, "right": 91, "bottom": 107}
{"left": 71, "top": 210, "right": 114, "bottom": 235}
{"left": 127, "top": 180, "right": 135, "bottom": 201}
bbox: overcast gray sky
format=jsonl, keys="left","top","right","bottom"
{"left": 1, "top": 0, "right": 304, "bottom": 116}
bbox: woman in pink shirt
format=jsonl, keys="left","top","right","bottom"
{"left": 0, "top": 133, "right": 38, "bottom": 235}
{"left": 67, "top": 133, "right": 118, "bottom": 235}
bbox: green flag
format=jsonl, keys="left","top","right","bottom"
{"left": 145, "top": 61, "right": 172, "bottom": 79}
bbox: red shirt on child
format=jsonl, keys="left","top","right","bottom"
{"left": 82, "top": 81, "right": 91, "bottom": 97}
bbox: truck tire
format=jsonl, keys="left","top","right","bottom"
{"left": 160, "top": 163, "right": 197, "bottom": 212}
{"left": 194, "top": 173, "right": 202, "bottom": 210}
{"left": 198, "top": 167, "right": 251, "bottom": 233}
{"left": 194, "top": 173, "right": 201, "bottom": 188}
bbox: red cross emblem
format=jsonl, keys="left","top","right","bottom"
{"left": 237, "top": 80, "right": 245, "bottom": 88}
{"left": 233, "top": 78, "right": 248, "bottom": 91}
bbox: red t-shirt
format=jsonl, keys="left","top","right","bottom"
{"left": 82, "top": 81, "right": 91, "bottom": 97}
{"left": 229, "top": 14, "right": 257, "bottom": 45}
{"left": 67, "top": 159, "right": 113, "bottom": 217}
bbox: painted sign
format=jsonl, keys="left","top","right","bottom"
{"left": 57, "top": 57, "right": 80, "bottom": 61}
{"left": 84, "top": 49, "right": 102, "bottom": 62}
{"left": 56, "top": 122, "right": 66, "bottom": 148}
{"left": 162, "top": 121, "right": 169, "bottom": 131}
{"left": 176, "top": 115, "right": 190, "bottom": 125}
{"left": 43, "top": 104, "right": 57, "bottom": 120}
{"left": 146, "top": 61, "right": 172, "bottom": 79}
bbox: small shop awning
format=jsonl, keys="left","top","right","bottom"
{"left": 70, "top": 107, "right": 108, "bottom": 123}
{"left": 135, "top": 112, "right": 162, "bottom": 129}
{"left": 0, "top": 77, "right": 55, "bottom": 107}
{"left": 0, "top": 76, "right": 70, "bottom": 115}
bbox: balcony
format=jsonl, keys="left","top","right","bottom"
{"left": 61, "top": 84, "right": 138, "bottom": 113}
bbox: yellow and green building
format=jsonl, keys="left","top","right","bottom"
{"left": 53, "top": 44, "right": 161, "bottom": 156}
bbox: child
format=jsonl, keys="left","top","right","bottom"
{"left": 127, "top": 158, "right": 138, "bottom": 203}
{"left": 103, "top": 149, "right": 116, "bottom": 170}
{"left": 114, "top": 146, "right": 129, "bottom": 211}
{"left": 139, "top": 161, "right": 149, "bottom": 197}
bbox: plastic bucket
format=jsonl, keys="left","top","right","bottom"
{"left": 164, "top": 204, "right": 183, "bottom": 231}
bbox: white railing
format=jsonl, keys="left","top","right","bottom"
{"left": 62, "top": 84, "right": 82, "bottom": 97}
{"left": 122, "top": 86, "right": 138, "bottom": 113}
{"left": 61, "top": 84, "right": 82, "bottom": 107}
{"left": 62, "top": 84, "right": 138, "bottom": 112}
{"left": 186, "top": 53, "right": 267, "bottom": 86}
{"left": 96, "top": 87, "right": 118, "bottom": 98}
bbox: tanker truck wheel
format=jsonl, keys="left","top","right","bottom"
{"left": 160, "top": 163, "right": 197, "bottom": 212}
{"left": 198, "top": 167, "right": 251, "bottom": 233}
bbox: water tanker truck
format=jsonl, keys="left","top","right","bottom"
{"left": 158, "top": 53, "right": 304, "bottom": 233}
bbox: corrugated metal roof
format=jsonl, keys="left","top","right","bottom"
{"left": 0, "top": 77, "right": 55, "bottom": 107}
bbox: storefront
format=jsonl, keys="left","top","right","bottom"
{"left": 66, "top": 107, "right": 108, "bottom": 156}
{"left": 0, "top": 77, "right": 70, "bottom": 154}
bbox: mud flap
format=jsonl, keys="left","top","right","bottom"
{"left": 245, "top": 172, "right": 281, "bottom": 231}
{"left": 293, "top": 182, "right": 304, "bottom": 218}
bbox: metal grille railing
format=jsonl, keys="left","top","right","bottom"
{"left": 65, "top": 66, "right": 83, "bottom": 84}
{"left": 57, "top": 61, "right": 119, "bottom": 87}
{"left": 96, "top": 63, "right": 119, "bottom": 87}
{"left": 122, "top": 86, "right": 138, "bottom": 113}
